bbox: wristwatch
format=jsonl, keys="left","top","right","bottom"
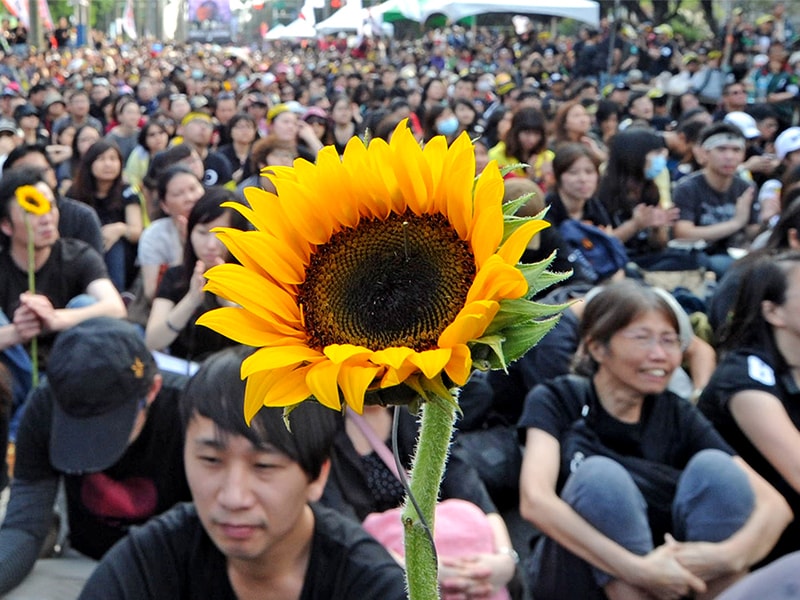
{"left": 496, "top": 546, "right": 520, "bottom": 565}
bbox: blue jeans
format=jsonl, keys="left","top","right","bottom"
{"left": 528, "top": 450, "right": 755, "bottom": 600}
{"left": 0, "top": 295, "right": 96, "bottom": 440}
{"left": 104, "top": 239, "right": 127, "bottom": 292}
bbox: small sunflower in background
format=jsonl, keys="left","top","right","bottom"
{"left": 198, "top": 121, "right": 569, "bottom": 422}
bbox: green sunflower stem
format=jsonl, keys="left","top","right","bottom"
{"left": 24, "top": 216, "right": 38, "bottom": 388}
{"left": 402, "top": 396, "right": 457, "bottom": 600}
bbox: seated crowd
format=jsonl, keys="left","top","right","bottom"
{"left": 4, "top": 9, "right": 800, "bottom": 597}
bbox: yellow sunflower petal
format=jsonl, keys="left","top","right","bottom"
{"left": 338, "top": 364, "right": 382, "bottom": 414}
{"left": 239, "top": 189, "right": 279, "bottom": 232}
{"left": 497, "top": 219, "right": 551, "bottom": 265}
{"left": 196, "top": 307, "right": 304, "bottom": 347}
{"left": 444, "top": 344, "right": 472, "bottom": 385}
{"left": 259, "top": 365, "right": 314, "bottom": 409}
{"left": 408, "top": 347, "right": 452, "bottom": 380}
{"left": 203, "top": 264, "right": 301, "bottom": 326}
{"left": 438, "top": 300, "right": 499, "bottom": 347}
{"left": 470, "top": 167, "right": 505, "bottom": 266}
{"left": 380, "top": 362, "right": 418, "bottom": 388}
{"left": 370, "top": 347, "right": 415, "bottom": 370}
{"left": 275, "top": 179, "right": 337, "bottom": 245}
{"left": 244, "top": 368, "right": 294, "bottom": 424}
{"left": 392, "top": 125, "right": 433, "bottom": 216}
{"left": 242, "top": 345, "right": 323, "bottom": 377}
{"left": 213, "top": 229, "right": 307, "bottom": 285}
{"left": 369, "top": 137, "right": 406, "bottom": 215}
{"left": 306, "top": 360, "right": 343, "bottom": 411}
{"left": 466, "top": 256, "right": 528, "bottom": 304}
{"left": 422, "top": 136, "right": 447, "bottom": 214}
{"left": 324, "top": 344, "right": 374, "bottom": 364}
{"left": 442, "top": 145, "right": 475, "bottom": 240}
{"left": 343, "top": 138, "right": 393, "bottom": 220}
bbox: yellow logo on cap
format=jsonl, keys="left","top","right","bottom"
{"left": 131, "top": 357, "right": 145, "bottom": 379}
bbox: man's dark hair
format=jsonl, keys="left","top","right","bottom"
{"left": 180, "top": 347, "right": 340, "bottom": 480}
{"left": 6, "top": 143, "right": 55, "bottom": 170}
{"left": 698, "top": 121, "right": 745, "bottom": 144}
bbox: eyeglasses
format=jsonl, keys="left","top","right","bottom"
{"left": 619, "top": 329, "right": 681, "bottom": 352}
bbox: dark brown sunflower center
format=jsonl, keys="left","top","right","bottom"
{"left": 299, "top": 212, "right": 475, "bottom": 352}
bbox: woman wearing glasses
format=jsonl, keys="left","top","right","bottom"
{"left": 699, "top": 251, "right": 800, "bottom": 565}
{"left": 519, "top": 280, "right": 790, "bottom": 600}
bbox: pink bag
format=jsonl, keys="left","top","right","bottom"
{"left": 363, "top": 498, "right": 511, "bottom": 600}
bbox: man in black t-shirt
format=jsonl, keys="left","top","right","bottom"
{"left": 79, "top": 348, "right": 407, "bottom": 600}
{"left": 0, "top": 317, "right": 191, "bottom": 596}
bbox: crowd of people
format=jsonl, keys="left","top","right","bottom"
{"left": 1, "top": 2, "right": 800, "bottom": 598}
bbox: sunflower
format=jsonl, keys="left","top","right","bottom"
{"left": 16, "top": 185, "right": 51, "bottom": 216}
{"left": 199, "top": 122, "right": 568, "bottom": 421}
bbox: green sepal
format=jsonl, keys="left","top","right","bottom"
{"left": 502, "top": 215, "right": 536, "bottom": 244}
{"left": 475, "top": 315, "right": 563, "bottom": 370}
{"left": 502, "top": 193, "right": 534, "bottom": 216}
{"left": 485, "top": 298, "right": 572, "bottom": 334}
{"left": 518, "top": 253, "right": 573, "bottom": 298}
{"left": 500, "top": 162, "right": 529, "bottom": 178}
{"left": 281, "top": 402, "right": 305, "bottom": 431}
{"left": 470, "top": 334, "right": 508, "bottom": 370}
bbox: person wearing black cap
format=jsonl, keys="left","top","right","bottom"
{"left": 14, "top": 103, "right": 48, "bottom": 146}
{"left": 78, "top": 347, "right": 406, "bottom": 600}
{"left": 0, "top": 317, "right": 191, "bottom": 596}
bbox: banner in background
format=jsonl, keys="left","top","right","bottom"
{"left": 187, "top": 0, "right": 232, "bottom": 42}
{"left": 2, "top": 0, "right": 53, "bottom": 32}
{"left": 122, "top": 0, "right": 137, "bottom": 39}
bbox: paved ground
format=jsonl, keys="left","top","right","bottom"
{"left": 3, "top": 557, "right": 96, "bottom": 600}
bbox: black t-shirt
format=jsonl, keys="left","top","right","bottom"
{"left": 155, "top": 266, "right": 240, "bottom": 360}
{"left": 202, "top": 151, "right": 234, "bottom": 187}
{"left": 672, "top": 171, "right": 757, "bottom": 255}
{"left": 14, "top": 374, "right": 191, "bottom": 559}
{"left": 0, "top": 239, "right": 109, "bottom": 367}
{"left": 544, "top": 191, "right": 612, "bottom": 228}
{"left": 519, "top": 374, "right": 734, "bottom": 494}
{"left": 78, "top": 502, "right": 408, "bottom": 600}
{"left": 698, "top": 347, "right": 800, "bottom": 562}
{"left": 57, "top": 196, "right": 104, "bottom": 255}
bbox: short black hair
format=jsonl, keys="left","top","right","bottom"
{"left": 180, "top": 347, "right": 340, "bottom": 480}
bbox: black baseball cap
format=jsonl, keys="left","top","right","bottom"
{"left": 48, "top": 318, "right": 158, "bottom": 473}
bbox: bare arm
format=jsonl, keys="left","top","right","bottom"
{"left": 731, "top": 390, "right": 800, "bottom": 494}
{"left": 19, "top": 278, "right": 126, "bottom": 333}
{"left": 519, "top": 428, "right": 706, "bottom": 598}
{"left": 683, "top": 336, "right": 716, "bottom": 393}
{"left": 669, "top": 456, "right": 792, "bottom": 580}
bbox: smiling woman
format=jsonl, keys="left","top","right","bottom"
{"left": 518, "top": 280, "right": 792, "bottom": 600}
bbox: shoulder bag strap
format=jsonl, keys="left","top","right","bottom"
{"left": 345, "top": 408, "right": 401, "bottom": 480}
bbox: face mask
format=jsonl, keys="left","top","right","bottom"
{"left": 436, "top": 116, "right": 459, "bottom": 136}
{"left": 644, "top": 154, "right": 667, "bottom": 180}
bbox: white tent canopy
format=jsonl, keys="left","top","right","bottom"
{"left": 315, "top": 2, "right": 365, "bottom": 34}
{"left": 266, "top": 18, "right": 318, "bottom": 39}
{"left": 419, "top": 0, "right": 599, "bottom": 25}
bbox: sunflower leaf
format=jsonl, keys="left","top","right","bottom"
{"left": 502, "top": 194, "right": 533, "bottom": 216}
{"left": 527, "top": 270, "right": 573, "bottom": 298}
{"left": 518, "top": 255, "right": 573, "bottom": 298}
{"left": 485, "top": 298, "right": 572, "bottom": 333}
{"left": 479, "top": 315, "right": 563, "bottom": 369}
{"left": 502, "top": 215, "right": 537, "bottom": 243}
{"left": 470, "top": 334, "right": 509, "bottom": 371}
{"left": 500, "top": 162, "right": 529, "bottom": 178}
